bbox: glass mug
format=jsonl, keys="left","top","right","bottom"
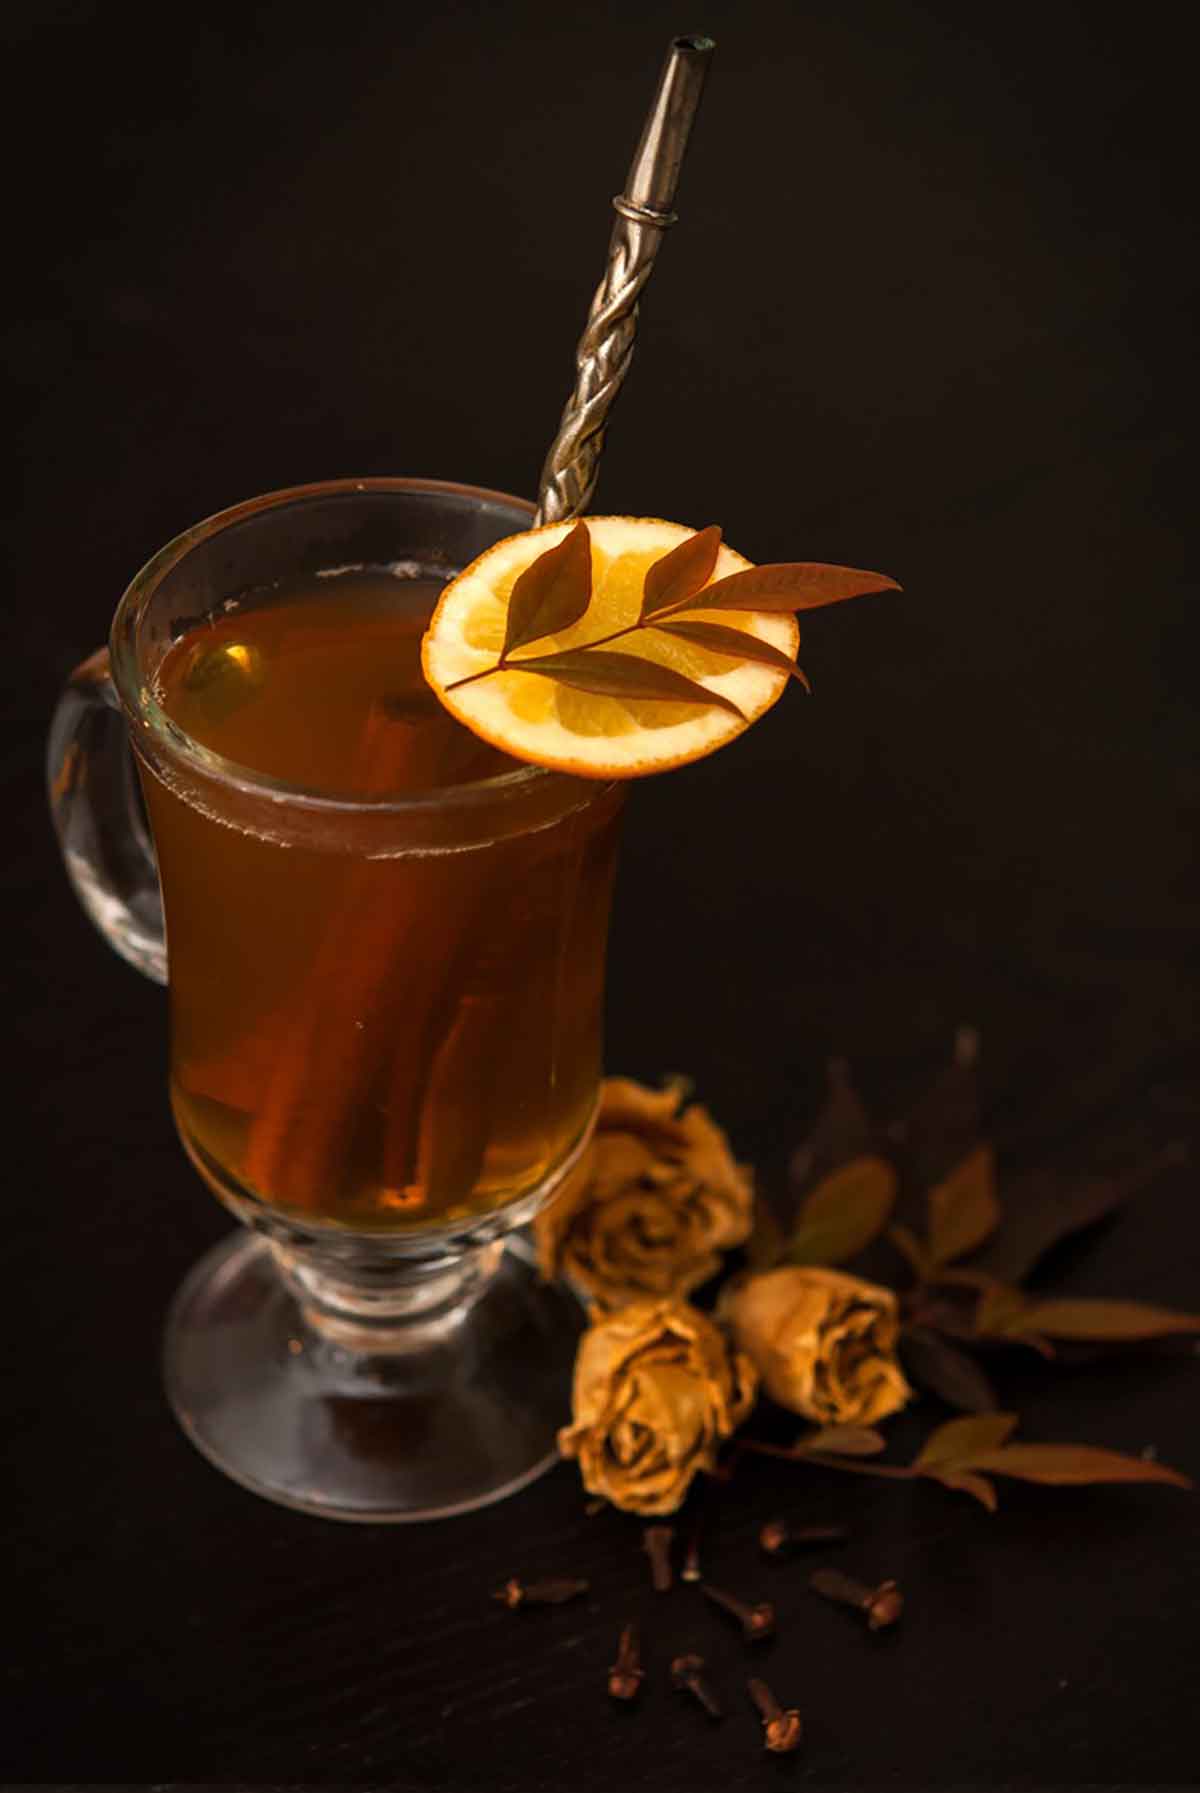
{"left": 48, "top": 478, "right": 624, "bottom": 1521}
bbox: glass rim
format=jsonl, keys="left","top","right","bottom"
{"left": 108, "top": 475, "right": 578, "bottom": 816}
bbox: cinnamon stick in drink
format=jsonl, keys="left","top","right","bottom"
{"left": 240, "top": 698, "right": 441, "bottom": 1213}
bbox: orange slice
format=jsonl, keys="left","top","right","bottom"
{"left": 420, "top": 517, "right": 799, "bottom": 779}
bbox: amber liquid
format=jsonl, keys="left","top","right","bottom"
{"left": 143, "top": 567, "right": 621, "bottom": 1230}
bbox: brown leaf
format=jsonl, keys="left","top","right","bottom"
{"left": 888, "top": 1222, "right": 934, "bottom": 1280}
{"left": 900, "top": 1326, "right": 999, "bottom": 1413}
{"left": 930, "top": 1266, "right": 1005, "bottom": 1291}
{"left": 973, "top": 1281, "right": 1030, "bottom": 1334}
{"left": 891, "top": 1026, "right": 981, "bottom": 1200}
{"left": 797, "top": 1426, "right": 888, "bottom": 1456}
{"left": 670, "top": 562, "right": 901, "bottom": 614}
{"left": 928, "top": 1143, "right": 1001, "bottom": 1266}
{"left": 789, "top": 1058, "right": 875, "bottom": 1195}
{"left": 963, "top": 1286, "right": 1055, "bottom": 1358}
{"left": 510, "top": 649, "right": 747, "bottom": 719}
{"left": 915, "top": 1412, "right": 1019, "bottom": 1469}
{"left": 503, "top": 521, "right": 593, "bottom": 654}
{"left": 640, "top": 524, "right": 723, "bottom": 618}
{"left": 1004, "top": 1298, "right": 1200, "bottom": 1342}
{"left": 972, "top": 1149, "right": 1184, "bottom": 1283}
{"left": 925, "top": 1468, "right": 999, "bottom": 1511}
{"left": 783, "top": 1155, "right": 898, "bottom": 1266}
{"left": 651, "top": 620, "right": 811, "bottom": 689}
{"left": 988, "top": 1332, "right": 1057, "bottom": 1360}
{"left": 962, "top": 1444, "right": 1193, "bottom": 1490}
{"left": 745, "top": 1196, "right": 786, "bottom": 1271}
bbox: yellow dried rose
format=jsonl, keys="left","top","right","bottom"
{"left": 558, "top": 1298, "right": 757, "bottom": 1515}
{"left": 536, "top": 1076, "right": 753, "bottom": 1310}
{"left": 723, "top": 1266, "right": 911, "bottom": 1426}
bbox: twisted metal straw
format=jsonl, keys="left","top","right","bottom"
{"left": 535, "top": 35, "right": 714, "bottom": 526}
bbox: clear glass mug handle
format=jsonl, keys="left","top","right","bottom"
{"left": 46, "top": 646, "right": 168, "bottom": 984}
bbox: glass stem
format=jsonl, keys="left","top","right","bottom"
{"left": 268, "top": 1234, "right": 506, "bottom": 1351}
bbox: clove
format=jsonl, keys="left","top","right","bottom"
{"left": 643, "top": 1524, "right": 675, "bottom": 1593}
{"left": 760, "top": 1517, "right": 849, "bottom": 1557}
{"left": 671, "top": 1652, "right": 723, "bottom": 1719}
{"left": 492, "top": 1576, "right": 589, "bottom": 1610}
{"left": 681, "top": 1516, "right": 703, "bottom": 1583}
{"left": 700, "top": 1582, "right": 775, "bottom": 1642}
{"left": 810, "top": 1567, "right": 903, "bottom": 1630}
{"left": 747, "top": 1676, "right": 803, "bottom": 1754}
{"left": 608, "top": 1622, "right": 644, "bottom": 1701}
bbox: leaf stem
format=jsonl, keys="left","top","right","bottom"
{"left": 444, "top": 617, "right": 646, "bottom": 693}
{"left": 443, "top": 661, "right": 504, "bottom": 693}
{"left": 733, "top": 1440, "right": 916, "bottom": 1480}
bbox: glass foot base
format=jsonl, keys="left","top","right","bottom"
{"left": 163, "top": 1230, "right": 584, "bottom": 1522}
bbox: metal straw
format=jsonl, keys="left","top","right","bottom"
{"left": 534, "top": 33, "right": 715, "bottom": 526}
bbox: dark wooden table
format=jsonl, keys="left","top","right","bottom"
{"left": 7, "top": 2, "right": 1197, "bottom": 1785}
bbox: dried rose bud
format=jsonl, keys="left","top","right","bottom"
{"left": 723, "top": 1266, "right": 910, "bottom": 1425}
{"left": 558, "top": 1299, "right": 756, "bottom": 1515}
{"left": 535, "top": 1077, "right": 753, "bottom": 1310}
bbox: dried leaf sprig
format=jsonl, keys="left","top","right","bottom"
{"left": 445, "top": 520, "right": 898, "bottom": 714}
{"left": 755, "top": 1039, "right": 1198, "bottom": 1416}
{"left": 734, "top": 1411, "right": 1192, "bottom": 1511}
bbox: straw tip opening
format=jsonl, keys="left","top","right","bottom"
{"left": 672, "top": 32, "right": 715, "bottom": 55}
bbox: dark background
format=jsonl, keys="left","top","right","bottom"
{"left": 6, "top": 0, "right": 1198, "bottom": 1785}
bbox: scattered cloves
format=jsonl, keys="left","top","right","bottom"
{"left": 810, "top": 1567, "right": 904, "bottom": 1631}
{"left": 700, "top": 1582, "right": 776, "bottom": 1642}
{"left": 747, "top": 1676, "right": 803, "bottom": 1754}
{"left": 760, "top": 1517, "right": 849, "bottom": 1557}
{"left": 671, "top": 1652, "right": 723, "bottom": 1719}
{"left": 607, "top": 1622, "right": 644, "bottom": 1701}
{"left": 643, "top": 1524, "right": 675, "bottom": 1593}
{"left": 492, "top": 1576, "right": 589, "bottom": 1610}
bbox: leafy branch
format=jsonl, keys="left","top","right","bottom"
{"left": 752, "top": 1038, "right": 1197, "bottom": 1416}
{"left": 732, "top": 1412, "right": 1193, "bottom": 1511}
{"left": 445, "top": 520, "right": 899, "bottom": 714}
